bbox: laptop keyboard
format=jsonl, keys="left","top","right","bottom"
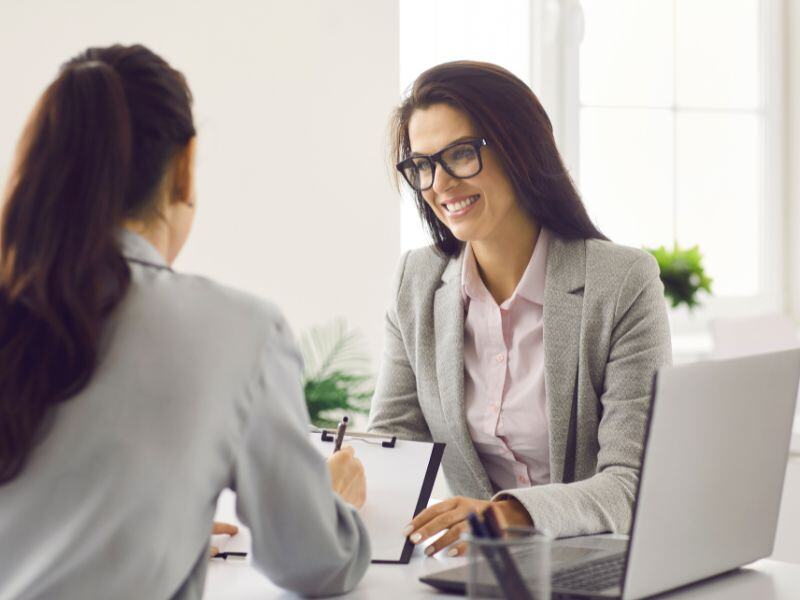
{"left": 552, "top": 552, "right": 625, "bottom": 592}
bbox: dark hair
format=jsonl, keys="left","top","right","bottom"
{"left": 0, "top": 44, "right": 195, "bottom": 484}
{"left": 391, "top": 60, "right": 607, "bottom": 256}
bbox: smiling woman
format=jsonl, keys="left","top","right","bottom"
{"left": 368, "top": 61, "right": 672, "bottom": 557}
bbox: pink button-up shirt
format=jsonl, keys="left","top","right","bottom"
{"left": 462, "top": 228, "right": 550, "bottom": 491}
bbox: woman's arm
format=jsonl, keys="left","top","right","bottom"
{"left": 493, "top": 254, "right": 672, "bottom": 538}
{"left": 367, "top": 251, "right": 433, "bottom": 442}
{"left": 232, "top": 318, "right": 371, "bottom": 596}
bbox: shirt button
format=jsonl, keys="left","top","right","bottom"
{"left": 490, "top": 404, "right": 498, "bottom": 413}
{"left": 495, "top": 353, "right": 505, "bottom": 363}
{"left": 517, "top": 475, "right": 527, "bottom": 485}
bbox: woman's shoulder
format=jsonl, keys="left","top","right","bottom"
{"left": 390, "top": 244, "right": 457, "bottom": 299}
{"left": 127, "top": 263, "right": 291, "bottom": 348}
{"left": 583, "top": 238, "right": 660, "bottom": 284}
{"left": 403, "top": 244, "right": 452, "bottom": 277}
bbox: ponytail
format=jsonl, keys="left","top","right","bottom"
{"left": 0, "top": 45, "right": 195, "bottom": 484}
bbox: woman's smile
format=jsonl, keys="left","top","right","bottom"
{"left": 441, "top": 193, "right": 480, "bottom": 219}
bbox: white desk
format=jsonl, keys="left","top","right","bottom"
{"left": 203, "top": 548, "right": 800, "bottom": 599}
{"left": 204, "top": 490, "right": 800, "bottom": 599}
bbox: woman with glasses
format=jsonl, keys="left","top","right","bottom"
{"left": 0, "top": 45, "right": 369, "bottom": 598}
{"left": 368, "top": 61, "right": 672, "bottom": 556}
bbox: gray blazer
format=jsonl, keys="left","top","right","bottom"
{"left": 0, "top": 231, "right": 370, "bottom": 600}
{"left": 368, "top": 234, "right": 672, "bottom": 538}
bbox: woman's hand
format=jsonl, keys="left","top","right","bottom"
{"left": 209, "top": 521, "right": 239, "bottom": 557}
{"left": 404, "top": 496, "right": 533, "bottom": 557}
{"left": 327, "top": 446, "right": 366, "bottom": 509}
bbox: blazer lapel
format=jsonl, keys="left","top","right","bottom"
{"left": 433, "top": 255, "right": 494, "bottom": 497}
{"left": 543, "top": 236, "right": 586, "bottom": 483}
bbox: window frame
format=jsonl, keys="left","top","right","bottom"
{"left": 545, "top": 0, "right": 787, "bottom": 335}
{"left": 400, "top": 0, "right": 788, "bottom": 338}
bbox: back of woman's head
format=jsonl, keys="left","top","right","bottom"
{"left": 0, "top": 44, "right": 195, "bottom": 484}
{"left": 392, "top": 60, "right": 606, "bottom": 256}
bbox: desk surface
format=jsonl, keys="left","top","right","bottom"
{"left": 203, "top": 551, "right": 800, "bottom": 600}
{"left": 205, "top": 490, "right": 800, "bottom": 599}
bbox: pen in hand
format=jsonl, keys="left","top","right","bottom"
{"left": 212, "top": 551, "right": 248, "bottom": 560}
{"left": 333, "top": 415, "right": 349, "bottom": 454}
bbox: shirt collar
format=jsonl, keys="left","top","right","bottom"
{"left": 461, "top": 244, "right": 487, "bottom": 303}
{"left": 461, "top": 227, "right": 550, "bottom": 306}
{"left": 117, "top": 229, "right": 170, "bottom": 270}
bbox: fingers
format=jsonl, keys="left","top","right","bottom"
{"left": 347, "top": 465, "right": 367, "bottom": 510}
{"left": 424, "top": 520, "right": 469, "bottom": 557}
{"left": 329, "top": 446, "right": 355, "bottom": 463}
{"left": 351, "top": 455, "right": 365, "bottom": 474}
{"left": 209, "top": 521, "right": 238, "bottom": 559}
{"left": 353, "top": 484, "right": 366, "bottom": 510}
{"left": 448, "top": 541, "right": 468, "bottom": 557}
{"left": 408, "top": 501, "right": 471, "bottom": 544}
{"left": 212, "top": 522, "right": 239, "bottom": 536}
{"left": 405, "top": 498, "right": 456, "bottom": 537}
{"left": 328, "top": 445, "right": 366, "bottom": 508}
{"left": 404, "top": 497, "right": 491, "bottom": 560}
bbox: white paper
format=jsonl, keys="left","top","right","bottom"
{"left": 309, "top": 431, "right": 439, "bottom": 562}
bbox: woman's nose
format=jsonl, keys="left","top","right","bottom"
{"left": 431, "top": 162, "right": 457, "bottom": 195}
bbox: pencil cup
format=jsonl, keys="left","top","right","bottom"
{"left": 463, "top": 529, "right": 551, "bottom": 600}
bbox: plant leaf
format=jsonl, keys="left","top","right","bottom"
{"left": 300, "top": 319, "right": 375, "bottom": 428}
{"left": 644, "top": 243, "right": 713, "bottom": 311}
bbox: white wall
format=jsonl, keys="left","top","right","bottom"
{"left": 789, "top": 0, "right": 800, "bottom": 322}
{"left": 0, "top": 0, "right": 401, "bottom": 368}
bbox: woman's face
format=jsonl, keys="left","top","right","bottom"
{"left": 407, "top": 103, "right": 527, "bottom": 245}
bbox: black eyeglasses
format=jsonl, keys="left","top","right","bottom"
{"left": 396, "top": 138, "right": 487, "bottom": 192}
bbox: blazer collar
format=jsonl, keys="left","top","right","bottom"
{"left": 439, "top": 235, "right": 585, "bottom": 293}
{"left": 118, "top": 229, "right": 171, "bottom": 271}
{"left": 545, "top": 234, "right": 586, "bottom": 296}
{"left": 441, "top": 245, "right": 464, "bottom": 283}
{"left": 434, "top": 244, "right": 494, "bottom": 496}
{"left": 436, "top": 234, "right": 587, "bottom": 487}
{"left": 543, "top": 235, "right": 586, "bottom": 483}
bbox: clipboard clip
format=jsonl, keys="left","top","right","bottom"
{"left": 318, "top": 429, "right": 397, "bottom": 448}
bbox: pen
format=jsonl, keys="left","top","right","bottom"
{"left": 212, "top": 551, "right": 247, "bottom": 560}
{"left": 487, "top": 506, "right": 534, "bottom": 600}
{"left": 333, "top": 415, "right": 349, "bottom": 454}
{"left": 482, "top": 504, "right": 506, "bottom": 538}
{"left": 467, "top": 512, "right": 489, "bottom": 538}
{"left": 468, "top": 511, "right": 532, "bottom": 600}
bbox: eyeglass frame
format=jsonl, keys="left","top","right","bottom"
{"left": 396, "top": 137, "right": 488, "bottom": 192}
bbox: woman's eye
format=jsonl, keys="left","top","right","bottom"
{"left": 451, "top": 147, "right": 476, "bottom": 161}
{"left": 415, "top": 161, "right": 431, "bottom": 172}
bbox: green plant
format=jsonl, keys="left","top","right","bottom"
{"left": 645, "top": 243, "right": 713, "bottom": 310}
{"left": 300, "top": 318, "right": 374, "bottom": 428}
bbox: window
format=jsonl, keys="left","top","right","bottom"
{"left": 399, "top": 0, "right": 785, "bottom": 334}
{"left": 576, "top": 0, "right": 784, "bottom": 328}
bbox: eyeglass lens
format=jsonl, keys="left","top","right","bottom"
{"left": 403, "top": 142, "right": 481, "bottom": 191}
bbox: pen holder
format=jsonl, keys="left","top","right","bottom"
{"left": 463, "top": 529, "right": 551, "bottom": 600}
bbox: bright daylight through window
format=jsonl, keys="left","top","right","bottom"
{"left": 400, "top": 0, "right": 782, "bottom": 329}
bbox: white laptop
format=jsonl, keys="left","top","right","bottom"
{"left": 420, "top": 349, "right": 800, "bottom": 599}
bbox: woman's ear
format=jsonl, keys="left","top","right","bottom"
{"left": 170, "top": 137, "right": 197, "bottom": 207}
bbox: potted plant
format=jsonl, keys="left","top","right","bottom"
{"left": 299, "top": 318, "right": 374, "bottom": 428}
{"left": 645, "top": 243, "right": 713, "bottom": 310}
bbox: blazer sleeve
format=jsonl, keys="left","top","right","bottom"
{"left": 231, "top": 316, "right": 371, "bottom": 596}
{"left": 493, "top": 254, "right": 672, "bottom": 538}
{"left": 367, "top": 251, "right": 433, "bottom": 442}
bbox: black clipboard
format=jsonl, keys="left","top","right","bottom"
{"left": 312, "top": 428, "right": 445, "bottom": 564}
